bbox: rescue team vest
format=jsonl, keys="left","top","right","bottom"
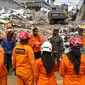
{"left": 15, "top": 48, "right": 25, "bottom": 54}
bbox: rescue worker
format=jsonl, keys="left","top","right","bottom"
{"left": 1, "top": 31, "right": 15, "bottom": 74}
{"left": 2, "top": 23, "right": 13, "bottom": 39}
{"left": 49, "top": 29, "right": 64, "bottom": 67}
{"left": 29, "top": 26, "right": 44, "bottom": 59}
{"left": 59, "top": 38, "right": 85, "bottom": 85}
{"left": 12, "top": 31, "right": 35, "bottom": 85}
{"left": 0, "top": 43, "right": 8, "bottom": 85}
{"left": 34, "top": 41, "right": 58, "bottom": 85}
{"left": 9, "top": 31, "right": 17, "bottom": 44}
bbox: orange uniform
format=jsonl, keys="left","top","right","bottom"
{"left": 3, "top": 31, "right": 8, "bottom": 38}
{"left": 0, "top": 47, "right": 8, "bottom": 85}
{"left": 12, "top": 44, "right": 35, "bottom": 85}
{"left": 82, "top": 34, "right": 85, "bottom": 46}
{"left": 0, "top": 36, "right": 2, "bottom": 40}
{"left": 28, "top": 34, "right": 44, "bottom": 52}
{"left": 59, "top": 55, "right": 85, "bottom": 85}
{"left": 34, "top": 58, "right": 58, "bottom": 85}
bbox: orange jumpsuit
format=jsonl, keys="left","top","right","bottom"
{"left": 34, "top": 58, "right": 58, "bottom": 85}
{"left": 82, "top": 34, "right": 85, "bottom": 47}
{"left": 12, "top": 44, "right": 35, "bottom": 85}
{"left": 28, "top": 34, "right": 44, "bottom": 52}
{"left": 0, "top": 47, "right": 8, "bottom": 85}
{"left": 59, "top": 55, "right": 85, "bottom": 85}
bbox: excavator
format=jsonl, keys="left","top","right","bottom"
{"left": 48, "top": 0, "right": 85, "bottom": 24}
{"left": 48, "top": 4, "right": 69, "bottom": 24}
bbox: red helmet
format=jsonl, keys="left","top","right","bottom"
{"left": 70, "top": 38, "right": 82, "bottom": 46}
{"left": 18, "top": 32, "right": 29, "bottom": 40}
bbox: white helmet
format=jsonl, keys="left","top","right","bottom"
{"left": 41, "top": 41, "right": 52, "bottom": 52}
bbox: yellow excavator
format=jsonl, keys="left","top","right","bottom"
{"left": 48, "top": 4, "right": 69, "bottom": 24}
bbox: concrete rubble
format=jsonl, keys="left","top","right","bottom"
{"left": 0, "top": 8, "right": 85, "bottom": 44}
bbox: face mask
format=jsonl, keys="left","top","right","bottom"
{"left": 53, "top": 32, "right": 58, "bottom": 36}
{"left": 34, "top": 34, "right": 38, "bottom": 36}
{"left": 53, "top": 33, "right": 56, "bottom": 36}
{"left": 33, "top": 30, "right": 38, "bottom": 36}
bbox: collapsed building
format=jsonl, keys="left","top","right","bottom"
{"left": 0, "top": 0, "right": 24, "bottom": 9}
{"left": 14, "top": 0, "right": 51, "bottom": 11}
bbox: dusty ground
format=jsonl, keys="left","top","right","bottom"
{"left": 8, "top": 73, "right": 62, "bottom": 85}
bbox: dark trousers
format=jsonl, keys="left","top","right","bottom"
{"left": 5, "top": 53, "right": 12, "bottom": 72}
{"left": 34, "top": 51, "right": 41, "bottom": 59}
{"left": 52, "top": 52, "right": 60, "bottom": 69}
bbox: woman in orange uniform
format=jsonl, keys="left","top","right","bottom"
{"left": 59, "top": 38, "right": 85, "bottom": 85}
{"left": 34, "top": 41, "right": 58, "bottom": 85}
{"left": 12, "top": 31, "right": 35, "bottom": 85}
{"left": 0, "top": 45, "right": 8, "bottom": 85}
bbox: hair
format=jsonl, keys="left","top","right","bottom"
{"left": 20, "top": 38, "right": 29, "bottom": 44}
{"left": 78, "top": 28, "right": 83, "bottom": 32}
{"left": 33, "top": 27, "right": 38, "bottom": 32}
{"left": 53, "top": 29, "right": 59, "bottom": 32}
{"left": 41, "top": 51, "right": 55, "bottom": 76}
{"left": 67, "top": 44, "right": 81, "bottom": 75}
{"left": 53, "top": 29, "right": 59, "bottom": 36}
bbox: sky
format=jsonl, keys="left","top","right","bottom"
{"left": 55, "top": 0, "right": 82, "bottom": 5}
{"left": 39, "top": 0, "right": 83, "bottom": 5}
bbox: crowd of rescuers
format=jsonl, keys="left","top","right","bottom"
{"left": 0, "top": 23, "right": 85, "bottom": 85}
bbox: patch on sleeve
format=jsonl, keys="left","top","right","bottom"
{"left": 15, "top": 48, "right": 25, "bottom": 54}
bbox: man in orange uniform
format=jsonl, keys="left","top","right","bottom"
{"left": 12, "top": 31, "right": 35, "bottom": 85}
{"left": 0, "top": 45, "right": 8, "bottom": 85}
{"left": 34, "top": 41, "right": 58, "bottom": 85}
{"left": 29, "top": 26, "right": 44, "bottom": 59}
{"left": 59, "top": 38, "right": 85, "bottom": 85}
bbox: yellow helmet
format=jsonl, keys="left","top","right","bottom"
{"left": 6, "top": 23, "right": 12, "bottom": 28}
{"left": 83, "top": 25, "right": 85, "bottom": 30}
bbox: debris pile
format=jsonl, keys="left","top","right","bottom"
{"left": 0, "top": 7, "right": 49, "bottom": 29}
{"left": 34, "top": 11, "right": 49, "bottom": 25}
